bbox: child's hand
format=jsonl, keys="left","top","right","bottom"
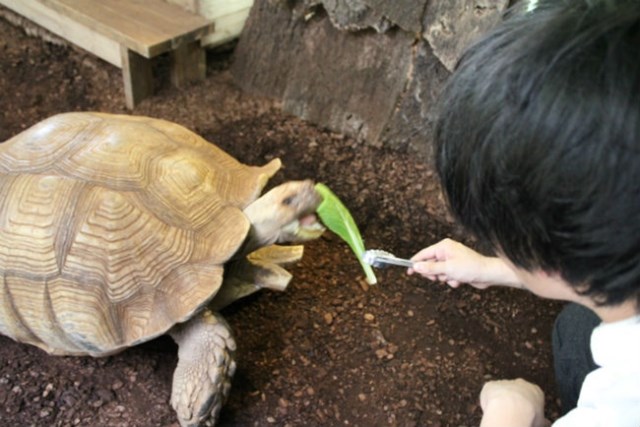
{"left": 408, "top": 238, "right": 521, "bottom": 289}
{"left": 479, "top": 379, "right": 548, "bottom": 427}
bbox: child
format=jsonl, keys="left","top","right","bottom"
{"left": 408, "top": 1, "right": 640, "bottom": 426}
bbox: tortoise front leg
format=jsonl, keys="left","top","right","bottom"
{"left": 210, "top": 244, "right": 304, "bottom": 311}
{"left": 169, "top": 309, "right": 236, "bottom": 427}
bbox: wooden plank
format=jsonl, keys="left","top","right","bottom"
{"left": 165, "top": 0, "right": 198, "bottom": 13}
{"left": 0, "top": 0, "right": 122, "bottom": 66}
{"left": 121, "top": 46, "right": 153, "bottom": 109}
{"left": 170, "top": 40, "right": 206, "bottom": 88}
{"left": 40, "top": 0, "right": 214, "bottom": 57}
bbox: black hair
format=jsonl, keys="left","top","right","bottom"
{"left": 435, "top": 0, "right": 640, "bottom": 307}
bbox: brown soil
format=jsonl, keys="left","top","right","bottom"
{"left": 0, "top": 13, "right": 563, "bottom": 427}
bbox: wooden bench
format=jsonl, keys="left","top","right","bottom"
{"left": 0, "top": 0, "right": 215, "bottom": 108}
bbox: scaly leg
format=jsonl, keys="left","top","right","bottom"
{"left": 169, "top": 309, "right": 236, "bottom": 427}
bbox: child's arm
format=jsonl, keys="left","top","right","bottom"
{"left": 409, "top": 238, "right": 523, "bottom": 289}
{"left": 411, "top": 243, "right": 550, "bottom": 426}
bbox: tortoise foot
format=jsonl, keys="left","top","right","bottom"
{"left": 169, "top": 310, "right": 236, "bottom": 427}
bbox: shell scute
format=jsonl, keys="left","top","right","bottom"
{"left": 0, "top": 114, "right": 94, "bottom": 174}
{"left": 61, "top": 187, "right": 196, "bottom": 302}
{"left": 0, "top": 174, "right": 82, "bottom": 277}
{"left": 148, "top": 262, "right": 225, "bottom": 335}
{"left": 47, "top": 275, "right": 122, "bottom": 354}
{"left": 54, "top": 115, "right": 181, "bottom": 191}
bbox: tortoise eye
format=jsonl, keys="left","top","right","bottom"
{"left": 283, "top": 196, "right": 295, "bottom": 206}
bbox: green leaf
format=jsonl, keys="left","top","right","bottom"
{"left": 315, "top": 183, "right": 377, "bottom": 285}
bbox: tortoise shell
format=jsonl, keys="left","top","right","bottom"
{"left": 0, "top": 112, "right": 280, "bottom": 356}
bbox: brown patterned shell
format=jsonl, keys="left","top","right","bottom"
{"left": 0, "top": 112, "right": 280, "bottom": 357}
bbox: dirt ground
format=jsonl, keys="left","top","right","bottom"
{"left": 0, "top": 13, "right": 563, "bottom": 427}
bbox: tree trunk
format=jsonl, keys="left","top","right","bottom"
{"left": 231, "top": 0, "right": 509, "bottom": 155}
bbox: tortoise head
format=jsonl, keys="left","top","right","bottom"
{"left": 242, "top": 180, "right": 325, "bottom": 251}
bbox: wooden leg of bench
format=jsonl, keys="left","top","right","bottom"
{"left": 121, "top": 46, "right": 154, "bottom": 109}
{"left": 170, "top": 41, "right": 206, "bottom": 89}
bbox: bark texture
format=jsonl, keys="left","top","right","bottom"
{"left": 232, "top": 0, "right": 510, "bottom": 154}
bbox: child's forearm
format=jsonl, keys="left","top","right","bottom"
{"left": 482, "top": 257, "right": 524, "bottom": 289}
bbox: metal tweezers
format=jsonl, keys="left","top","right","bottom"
{"left": 363, "top": 249, "right": 414, "bottom": 268}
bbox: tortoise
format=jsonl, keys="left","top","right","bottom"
{"left": 0, "top": 112, "right": 325, "bottom": 426}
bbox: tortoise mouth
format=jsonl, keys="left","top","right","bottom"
{"left": 282, "top": 213, "right": 325, "bottom": 242}
{"left": 299, "top": 213, "right": 320, "bottom": 227}
{"left": 301, "top": 187, "right": 325, "bottom": 237}
{"left": 299, "top": 213, "right": 325, "bottom": 236}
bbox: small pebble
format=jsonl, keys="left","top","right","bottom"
{"left": 323, "top": 313, "right": 334, "bottom": 325}
{"left": 42, "top": 383, "right": 54, "bottom": 398}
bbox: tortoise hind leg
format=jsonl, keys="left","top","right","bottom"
{"left": 169, "top": 309, "right": 236, "bottom": 427}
